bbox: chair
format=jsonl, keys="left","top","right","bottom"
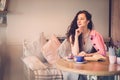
{"left": 22, "top": 40, "right": 63, "bottom": 80}
{"left": 23, "top": 63, "right": 63, "bottom": 80}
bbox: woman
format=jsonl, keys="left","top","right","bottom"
{"left": 66, "top": 10, "right": 109, "bottom": 80}
{"left": 66, "top": 10, "right": 106, "bottom": 57}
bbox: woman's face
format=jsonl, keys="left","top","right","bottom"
{"left": 77, "top": 13, "right": 89, "bottom": 30}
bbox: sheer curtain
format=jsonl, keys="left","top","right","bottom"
{"left": 111, "top": 0, "right": 120, "bottom": 42}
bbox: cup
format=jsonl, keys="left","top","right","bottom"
{"left": 109, "top": 64, "right": 116, "bottom": 71}
{"left": 74, "top": 56, "right": 84, "bottom": 62}
{"left": 109, "top": 55, "right": 117, "bottom": 64}
{"left": 68, "top": 53, "right": 74, "bottom": 59}
{"left": 117, "top": 57, "right": 120, "bottom": 64}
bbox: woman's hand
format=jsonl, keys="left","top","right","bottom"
{"left": 78, "top": 51, "right": 86, "bottom": 56}
{"left": 75, "top": 27, "right": 82, "bottom": 37}
{"left": 78, "top": 51, "right": 93, "bottom": 57}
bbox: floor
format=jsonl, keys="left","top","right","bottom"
{"left": 2, "top": 45, "right": 26, "bottom": 80}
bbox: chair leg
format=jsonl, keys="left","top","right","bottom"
{"left": 114, "top": 75, "right": 120, "bottom": 80}
{"left": 78, "top": 74, "right": 81, "bottom": 80}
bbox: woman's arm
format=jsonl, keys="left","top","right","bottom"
{"left": 78, "top": 30, "right": 107, "bottom": 57}
{"left": 78, "top": 51, "right": 99, "bottom": 57}
{"left": 70, "top": 35, "right": 79, "bottom": 56}
{"left": 90, "top": 31, "right": 106, "bottom": 56}
{"left": 70, "top": 28, "right": 82, "bottom": 55}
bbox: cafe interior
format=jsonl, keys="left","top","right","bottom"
{"left": 0, "top": 0, "right": 120, "bottom": 80}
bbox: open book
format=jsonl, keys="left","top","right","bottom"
{"left": 84, "top": 54, "right": 106, "bottom": 62}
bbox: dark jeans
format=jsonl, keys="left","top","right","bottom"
{"left": 78, "top": 74, "right": 115, "bottom": 80}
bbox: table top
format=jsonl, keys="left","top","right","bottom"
{"left": 56, "top": 58, "right": 120, "bottom": 76}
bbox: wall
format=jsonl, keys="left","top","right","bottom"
{"left": 6, "top": 0, "right": 109, "bottom": 45}
{"left": 0, "top": 1, "right": 109, "bottom": 79}
{"left": 111, "top": 0, "right": 120, "bottom": 42}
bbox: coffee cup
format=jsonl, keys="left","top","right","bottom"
{"left": 74, "top": 56, "right": 84, "bottom": 62}
{"left": 109, "top": 55, "right": 116, "bottom": 64}
{"left": 68, "top": 53, "right": 74, "bottom": 59}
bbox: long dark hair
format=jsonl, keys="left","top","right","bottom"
{"left": 66, "top": 10, "right": 93, "bottom": 52}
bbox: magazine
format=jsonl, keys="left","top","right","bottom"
{"left": 84, "top": 54, "right": 106, "bottom": 61}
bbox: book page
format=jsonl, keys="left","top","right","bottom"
{"left": 85, "top": 54, "right": 106, "bottom": 61}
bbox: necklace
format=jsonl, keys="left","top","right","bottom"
{"left": 83, "top": 34, "right": 89, "bottom": 39}
{"left": 83, "top": 36, "right": 89, "bottom": 45}
{"left": 82, "top": 30, "right": 90, "bottom": 45}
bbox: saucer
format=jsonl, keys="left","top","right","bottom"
{"left": 75, "top": 61, "right": 87, "bottom": 64}
{"left": 67, "top": 58, "right": 74, "bottom": 61}
{"left": 63, "top": 57, "right": 74, "bottom": 61}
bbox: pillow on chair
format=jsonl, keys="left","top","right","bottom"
{"left": 41, "top": 34, "right": 61, "bottom": 64}
{"left": 38, "top": 32, "right": 48, "bottom": 62}
{"left": 58, "top": 39, "right": 71, "bottom": 58}
{"left": 23, "top": 32, "right": 47, "bottom": 63}
{"left": 22, "top": 56, "right": 47, "bottom": 70}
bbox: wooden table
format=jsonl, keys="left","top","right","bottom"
{"left": 56, "top": 58, "right": 120, "bottom": 80}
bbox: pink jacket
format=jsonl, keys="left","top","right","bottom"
{"left": 90, "top": 30, "right": 106, "bottom": 56}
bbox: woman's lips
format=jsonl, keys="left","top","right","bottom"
{"left": 78, "top": 24, "right": 82, "bottom": 27}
